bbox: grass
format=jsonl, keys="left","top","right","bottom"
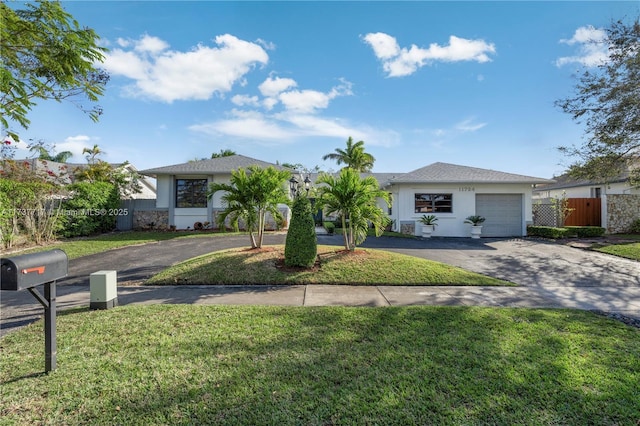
{"left": 4, "top": 230, "right": 241, "bottom": 260}
{"left": 590, "top": 234, "right": 640, "bottom": 261}
{"left": 594, "top": 242, "right": 640, "bottom": 261}
{"left": 1, "top": 305, "right": 639, "bottom": 425}
{"left": 146, "top": 245, "right": 510, "bottom": 286}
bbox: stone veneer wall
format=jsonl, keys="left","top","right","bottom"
{"left": 400, "top": 220, "right": 416, "bottom": 235}
{"left": 607, "top": 194, "right": 640, "bottom": 234}
{"left": 133, "top": 210, "right": 169, "bottom": 230}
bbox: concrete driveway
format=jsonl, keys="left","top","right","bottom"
{"left": 2, "top": 233, "right": 639, "bottom": 337}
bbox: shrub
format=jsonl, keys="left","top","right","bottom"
{"left": 60, "top": 181, "right": 120, "bottom": 237}
{"left": 564, "top": 226, "right": 606, "bottom": 238}
{"left": 285, "top": 197, "right": 317, "bottom": 268}
{"left": 323, "top": 221, "right": 335, "bottom": 235}
{"left": 527, "top": 226, "right": 605, "bottom": 239}
{"left": 527, "top": 226, "right": 574, "bottom": 239}
{"left": 629, "top": 218, "right": 640, "bottom": 234}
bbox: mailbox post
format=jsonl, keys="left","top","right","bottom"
{"left": 1, "top": 249, "right": 68, "bottom": 373}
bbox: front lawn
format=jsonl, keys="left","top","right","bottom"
{"left": 146, "top": 245, "right": 510, "bottom": 286}
{"left": 1, "top": 305, "right": 638, "bottom": 425}
{"left": 590, "top": 235, "right": 640, "bottom": 261}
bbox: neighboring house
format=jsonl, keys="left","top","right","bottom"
{"left": 532, "top": 168, "right": 640, "bottom": 232}
{"left": 532, "top": 169, "right": 639, "bottom": 199}
{"left": 3, "top": 159, "right": 156, "bottom": 199}
{"left": 142, "top": 156, "right": 552, "bottom": 237}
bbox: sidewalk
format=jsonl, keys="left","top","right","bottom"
{"left": 3, "top": 282, "right": 640, "bottom": 338}
{"left": 3, "top": 234, "right": 640, "bottom": 337}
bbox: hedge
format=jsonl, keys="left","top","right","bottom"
{"left": 527, "top": 226, "right": 605, "bottom": 239}
{"left": 284, "top": 197, "right": 317, "bottom": 268}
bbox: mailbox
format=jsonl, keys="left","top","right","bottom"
{"left": 1, "top": 249, "right": 68, "bottom": 291}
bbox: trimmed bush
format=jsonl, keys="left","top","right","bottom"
{"left": 527, "top": 226, "right": 574, "bottom": 239}
{"left": 323, "top": 221, "right": 335, "bottom": 235}
{"left": 629, "top": 218, "right": 640, "bottom": 234}
{"left": 285, "top": 197, "right": 317, "bottom": 268}
{"left": 564, "top": 226, "right": 606, "bottom": 238}
{"left": 527, "top": 225, "right": 605, "bottom": 239}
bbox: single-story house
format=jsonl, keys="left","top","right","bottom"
{"left": 141, "top": 156, "right": 552, "bottom": 237}
{"left": 140, "top": 155, "right": 288, "bottom": 230}
{"left": 378, "top": 162, "right": 552, "bottom": 237}
{"left": 532, "top": 169, "right": 640, "bottom": 199}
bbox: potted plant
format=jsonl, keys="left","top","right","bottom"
{"left": 464, "top": 215, "right": 485, "bottom": 239}
{"left": 419, "top": 214, "right": 438, "bottom": 238}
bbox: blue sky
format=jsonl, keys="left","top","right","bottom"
{"left": 7, "top": 1, "right": 640, "bottom": 178}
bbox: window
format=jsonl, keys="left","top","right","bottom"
{"left": 388, "top": 192, "right": 393, "bottom": 215}
{"left": 176, "top": 179, "right": 208, "bottom": 208}
{"left": 415, "top": 193, "right": 452, "bottom": 213}
{"left": 592, "top": 187, "right": 602, "bottom": 198}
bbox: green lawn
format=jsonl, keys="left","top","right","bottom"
{"left": 146, "top": 245, "right": 510, "bottom": 286}
{"left": 591, "top": 235, "right": 640, "bottom": 261}
{"left": 1, "top": 305, "right": 638, "bottom": 425}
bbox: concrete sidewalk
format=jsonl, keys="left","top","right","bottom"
{"left": 2, "top": 234, "right": 640, "bottom": 337}
{"left": 3, "top": 281, "right": 640, "bottom": 338}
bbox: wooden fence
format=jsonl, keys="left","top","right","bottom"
{"left": 564, "top": 198, "right": 601, "bottom": 227}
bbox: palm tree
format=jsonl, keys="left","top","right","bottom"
{"left": 316, "top": 168, "right": 390, "bottom": 251}
{"left": 82, "top": 144, "right": 104, "bottom": 164}
{"left": 211, "top": 149, "right": 237, "bottom": 158}
{"left": 208, "top": 165, "right": 290, "bottom": 248}
{"left": 322, "top": 137, "right": 375, "bottom": 172}
{"left": 29, "top": 145, "right": 73, "bottom": 162}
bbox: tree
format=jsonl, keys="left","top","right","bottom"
{"left": 208, "top": 166, "right": 290, "bottom": 248}
{"left": 29, "top": 141, "right": 73, "bottom": 162}
{"left": 322, "top": 137, "right": 376, "bottom": 172}
{"left": 1, "top": 0, "right": 109, "bottom": 140}
{"left": 211, "top": 149, "right": 237, "bottom": 158}
{"left": 316, "top": 168, "right": 390, "bottom": 251}
{"left": 284, "top": 195, "right": 317, "bottom": 268}
{"left": 556, "top": 19, "right": 640, "bottom": 187}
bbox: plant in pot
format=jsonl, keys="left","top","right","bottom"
{"left": 464, "top": 215, "right": 485, "bottom": 239}
{"left": 419, "top": 214, "right": 438, "bottom": 238}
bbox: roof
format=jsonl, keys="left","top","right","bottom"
{"left": 533, "top": 170, "right": 630, "bottom": 192}
{"left": 389, "top": 162, "right": 553, "bottom": 184}
{"left": 140, "top": 155, "right": 284, "bottom": 177}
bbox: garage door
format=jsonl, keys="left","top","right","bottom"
{"left": 475, "top": 194, "right": 523, "bottom": 237}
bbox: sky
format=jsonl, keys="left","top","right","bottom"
{"left": 6, "top": 1, "right": 640, "bottom": 179}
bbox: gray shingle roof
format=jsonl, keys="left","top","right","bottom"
{"left": 390, "top": 162, "right": 552, "bottom": 184}
{"left": 140, "top": 155, "right": 284, "bottom": 176}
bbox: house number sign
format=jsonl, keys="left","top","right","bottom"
{"left": 458, "top": 186, "right": 475, "bottom": 192}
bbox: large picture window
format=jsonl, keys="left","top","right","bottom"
{"left": 176, "top": 179, "right": 208, "bottom": 208}
{"left": 415, "top": 193, "right": 452, "bottom": 213}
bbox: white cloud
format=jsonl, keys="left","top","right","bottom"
{"left": 556, "top": 25, "right": 609, "bottom": 67}
{"left": 455, "top": 118, "right": 487, "bottom": 132}
{"left": 231, "top": 94, "right": 260, "bottom": 107}
{"left": 56, "top": 135, "right": 96, "bottom": 161}
{"left": 102, "top": 34, "right": 269, "bottom": 102}
{"left": 363, "top": 32, "right": 496, "bottom": 77}
{"left": 134, "top": 34, "right": 169, "bottom": 54}
{"left": 258, "top": 76, "right": 298, "bottom": 97}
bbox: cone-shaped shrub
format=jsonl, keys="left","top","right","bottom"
{"left": 285, "top": 196, "right": 317, "bottom": 268}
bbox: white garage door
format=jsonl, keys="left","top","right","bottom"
{"left": 475, "top": 194, "right": 523, "bottom": 237}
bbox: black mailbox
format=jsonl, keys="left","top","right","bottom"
{"left": 1, "top": 249, "right": 68, "bottom": 291}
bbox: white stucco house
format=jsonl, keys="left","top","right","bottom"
{"left": 376, "top": 162, "right": 552, "bottom": 238}
{"left": 532, "top": 169, "right": 640, "bottom": 199}
{"left": 140, "top": 155, "right": 288, "bottom": 230}
{"left": 141, "top": 156, "right": 552, "bottom": 237}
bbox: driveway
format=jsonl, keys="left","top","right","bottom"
{"left": 2, "top": 234, "right": 639, "bottom": 337}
